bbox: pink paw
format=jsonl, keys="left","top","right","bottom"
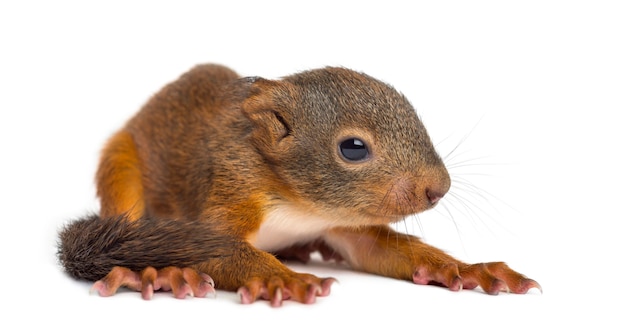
{"left": 91, "top": 266, "right": 215, "bottom": 299}
{"left": 412, "top": 262, "right": 541, "bottom": 295}
{"left": 237, "top": 274, "right": 336, "bottom": 307}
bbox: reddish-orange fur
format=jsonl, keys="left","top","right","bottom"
{"left": 59, "top": 63, "right": 540, "bottom": 306}
{"left": 96, "top": 130, "right": 145, "bottom": 221}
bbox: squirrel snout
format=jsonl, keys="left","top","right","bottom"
{"left": 379, "top": 169, "right": 450, "bottom": 217}
{"left": 426, "top": 188, "right": 445, "bottom": 205}
{"left": 424, "top": 168, "right": 451, "bottom": 207}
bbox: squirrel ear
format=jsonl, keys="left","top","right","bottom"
{"left": 241, "top": 77, "right": 295, "bottom": 161}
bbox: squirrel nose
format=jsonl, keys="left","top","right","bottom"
{"left": 424, "top": 165, "right": 451, "bottom": 206}
{"left": 426, "top": 188, "right": 446, "bottom": 205}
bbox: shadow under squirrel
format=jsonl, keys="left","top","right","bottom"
{"left": 57, "top": 64, "right": 540, "bottom": 306}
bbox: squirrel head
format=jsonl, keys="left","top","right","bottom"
{"left": 242, "top": 67, "right": 450, "bottom": 225}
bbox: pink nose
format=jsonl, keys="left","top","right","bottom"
{"left": 426, "top": 189, "right": 445, "bottom": 205}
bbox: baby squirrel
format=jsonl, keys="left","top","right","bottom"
{"left": 57, "top": 64, "right": 540, "bottom": 306}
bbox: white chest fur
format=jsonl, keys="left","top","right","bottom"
{"left": 250, "top": 204, "right": 334, "bottom": 252}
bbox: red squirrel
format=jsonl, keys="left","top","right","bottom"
{"left": 57, "top": 64, "right": 540, "bottom": 306}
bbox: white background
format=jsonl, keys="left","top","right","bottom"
{"left": 1, "top": 1, "right": 624, "bottom": 323}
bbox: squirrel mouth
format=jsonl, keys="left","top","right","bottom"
{"left": 358, "top": 199, "right": 442, "bottom": 226}
{"left": 358, "top": 208, "right": 416, "bottom": 226}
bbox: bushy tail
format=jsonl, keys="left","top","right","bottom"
{"left": 57, "top": 214, "right": 240, "bottom": 281}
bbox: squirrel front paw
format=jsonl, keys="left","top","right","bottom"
{"left": 413, "top": 261, "right": 541, "bottom": 295}
{"left": 91, "top": 266, "right": 215, "bottom": 299}
{"left": 237, "top": 273, "right": 336, "bottom": 307}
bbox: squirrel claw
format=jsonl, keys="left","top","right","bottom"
{"left": 90, "top": 280, "right": 116, "bottom": 297}
{"left": 237, "top": 287, "right": 254, "bottom": 305}
{"left": 517, "top": 278, "right": 542, "bottom": 294}
{"left": 412, "top": 262, "right": 541, "bottom": 296}
{"left": 237, "top": 275, "right": 335, "bottom": 306}
{"left": 91, "top": 266, "right": 216, "bottom": 299}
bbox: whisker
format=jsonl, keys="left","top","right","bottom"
{"left": 376, "top": 181, "right": 394, "bottom": 217}
{"left": 431, "top": 113, "right": 521, "bottom": 255}
{"left": 444, "top": 190, "right": 498, "bottom": 236}
{"left": 369, "top": 224, "right": 383, "bottom": 257}
{"left": 446, "top": 159, "right": 512, "bottom": 170}
{"left": 452, "top": 175, "right": 518, "bottom": 213}
{"left": 436, "top": 201, "right": 468, "bottom": 257}
{"left": 394, "top": 190, "right": 402, "bottom": 250}
{"left": 413, "top": 213, "right": 425, "bottom": 239}
{"left": 442, "top": 114, "right": 485, "bottom": 162}
{"left": 399, "top": 217, "right": 418, "bottom": 262}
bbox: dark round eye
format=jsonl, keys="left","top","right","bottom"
{"left": 339, "top": 138, "right": 369, "bottom": 162}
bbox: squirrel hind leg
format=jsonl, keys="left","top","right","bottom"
{"left": 96, "top": 130, "right": 145, "bottom": 221}
{"left": 91, "top": 266, "right": 215, "bottom": 300}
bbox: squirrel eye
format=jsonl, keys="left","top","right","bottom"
{"left": 339, "top": 138, "right": 369, "bottom": 162}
